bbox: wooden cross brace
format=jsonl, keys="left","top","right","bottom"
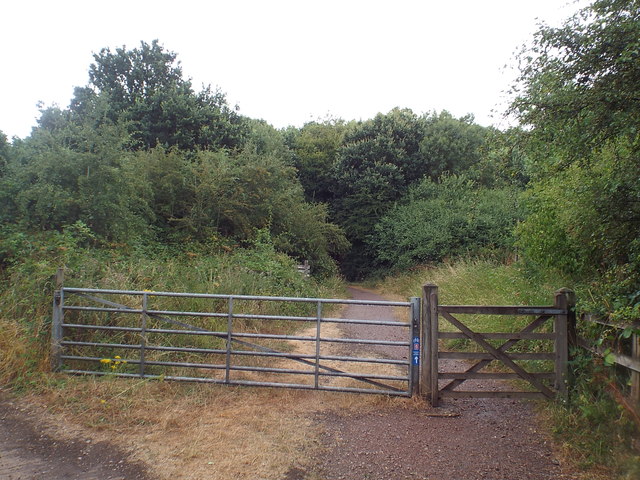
{"left": 440, "top": 312, "right": 555, "bottom": 398}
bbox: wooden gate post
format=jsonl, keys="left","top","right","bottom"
{"left": 51, "top": 268, "right": 65, "bottom": 372}
{"left": 421, "top": 284, "right": 439, "bottom": 406}
{"left": 554, "top": 288, "right": 575, "bottom": 399}
{"left": 632, "top": 333, "right": 640, "bottom": 406}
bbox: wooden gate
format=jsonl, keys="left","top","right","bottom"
{"left": 420, "top": 284, "right": 575, "bottom": 407}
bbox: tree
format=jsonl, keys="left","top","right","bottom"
{"left": 419, "top": 111, "right": 490, "bottom": 179}
{"left": 244, "top": 119, "right": 293, "bottom": 161}
{"left": 466, "top": 128, "right": 531, "bottom": 188}
{"left": 71, "top": 40, "right": 247, "bottom": 151}
{"left": 0, "top": 132, "right": 17, "bottom": 224}
{"left": 334, "top": 108, "right": 423, "bottom": 188}
{"left": 511, "top": 0, "right": 640, "bottom": 318}
{"left": 130, "top": 147, "right": 194, "bottom": 240}
{"left": 288, "top": 119, "right": 346, "bottom": 203}
{"left": 329, "top": 108, "right": 492, "bottom": 278}
{"left": 130, "top": 144, "right": 348, "bottom": 273}
{"left": 3, "top": 121, "right": 151, "bottom": 240}
{"left": 87, "top": 39, "right": 184, "bottom": 113}
{"left": 3, "top": 41, "right": 348, "bottom": 276}
{"left": 510, "top": 0, "right": 640, "bottom": 161}
{"left": 0, "top": 131, "right": 9, "bottom": 176}
{"left": 330, "top": 108, "right": 424, "bottom": 277}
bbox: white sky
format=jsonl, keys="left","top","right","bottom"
{"left": 1, "top": 0, "right": 588, "bottom": 140}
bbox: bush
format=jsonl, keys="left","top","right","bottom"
{"left": 551, "top": 352, "right": 640, "bottom": 477}
{"left": 516, "top": 140, "right": 640, "bottom": 324}
{"left": 370, "top": 175, "right": 522, "bottom": 270}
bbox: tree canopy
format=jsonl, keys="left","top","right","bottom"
{"left": 70, "top": 40, "right": 247, "bottom": 151}
{"left": 328, "top": 108, "right": 495, "bottom": 278}
{"left": 0, "top": 41, "right": 351, "bottom": 276}
{"left": 511, "top": 0, "right": 640, "bottom": 160}
{"left": 512, "top": 0, "right": 640, "bottom": 317}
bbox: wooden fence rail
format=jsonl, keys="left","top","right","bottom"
{"left": 575, "top": 315, "right": 640, "bottom": 405}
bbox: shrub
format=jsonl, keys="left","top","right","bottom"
{"left": 370, "top": 175, "right": 522, "bottom": 271}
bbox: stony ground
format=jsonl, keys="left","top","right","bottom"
{"left": 309, "top": 287, "right": 573, "bottom": 480}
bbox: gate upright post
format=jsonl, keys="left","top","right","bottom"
{"left": 421, "top": 284, "right": 439, "bottom": 406}
{"left": 314, "top": 301, "right": 323, "bottom": 389}
{"left": 140, "top": 293, "right": 148, "bottom": 378}
{"left": 410, "top": 297, "right": 421, "bottom": 397}
{"left": 51, "top": 268, "right": 65, "bottom": 372}
{"left": 632, "top": 333, "right": 640, "bottom": 405}
{"left": 226, "top": 297, "right": 234, "bottom": 384}
{"left": 554, "top": 288, "right": 575, "bottom": 399}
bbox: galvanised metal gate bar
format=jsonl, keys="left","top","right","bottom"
{"left": 52, "top": 287, "right": 421, "bottom": 397}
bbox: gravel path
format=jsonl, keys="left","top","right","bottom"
{"left": 311, "top": 286, "right": 572, "bottom": 480}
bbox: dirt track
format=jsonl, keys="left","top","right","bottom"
{"left": 310, "top": 287, "right": 570, "bottom": 480}
{"left": 0, "top": 392, "right": 150, "bottom": 480}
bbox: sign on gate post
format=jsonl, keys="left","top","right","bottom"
{"left": 410, "top": 297, "right": 421, "bottom": 397}
{"left": 412, "top": 337, "right": 420, "bottom": 365}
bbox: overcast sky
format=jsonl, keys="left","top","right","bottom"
{"left": 1, "top": 0, "right": 588, "bottom": 140}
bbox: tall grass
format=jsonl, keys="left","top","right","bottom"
{"left": 0, "top": 234, "right": 344, "bottom": 390}
{"left": 379, "top": 258, "right": 563, "bottom": 338}
{"left": 378, "top": 258, "right": 561, "bottom": 305}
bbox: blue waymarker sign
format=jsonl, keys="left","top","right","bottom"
{"left": 412, "top": 336, "right": 420, "bottom": 365}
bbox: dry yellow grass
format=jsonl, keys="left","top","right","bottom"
{"left": 0, "top": 319, "right": 50, "bottom": 386}
{"left": 29, "top": 376, "right": 400, "bottom": 480}
{"left": 0, "top": 321, "right": 27, "bottom": 385}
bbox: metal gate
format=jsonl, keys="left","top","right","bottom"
{"left": 52, "top": 287, "right": 420, "bottom": 396}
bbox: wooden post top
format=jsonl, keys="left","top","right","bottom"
{"left": 55, "top": 268, "right": 65, "bottom": 290}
